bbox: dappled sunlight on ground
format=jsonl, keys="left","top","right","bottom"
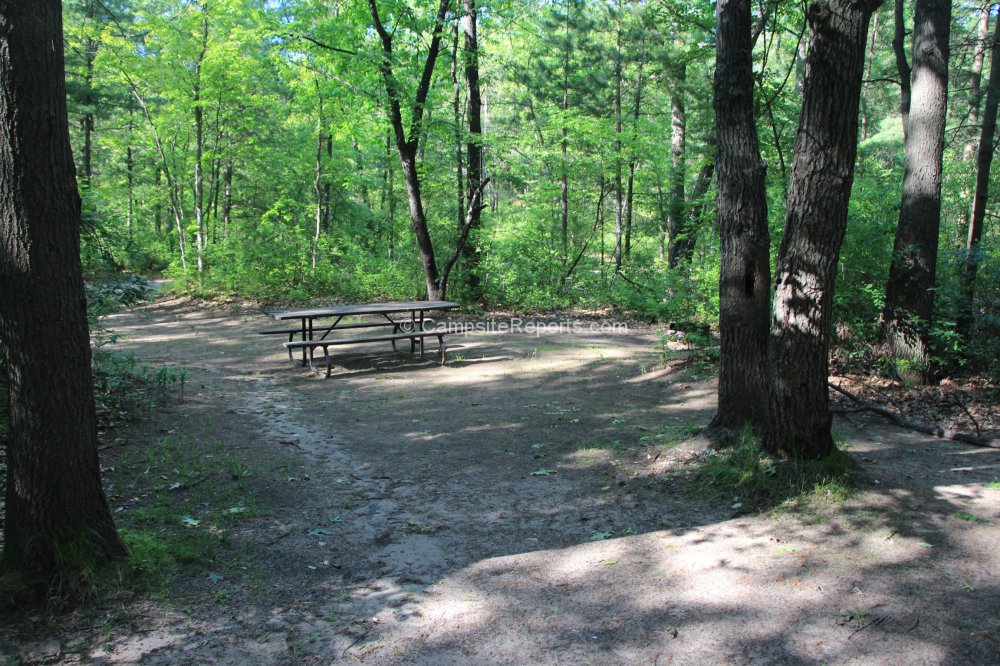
{"left": 3, "top": 298, "right": 998, "bottom": 664}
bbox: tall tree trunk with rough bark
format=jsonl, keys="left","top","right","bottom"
{"left": 882, "top": 0, "right": 951, "bottom": 384}
{"left": 766, "top": 0, "right": 884, "bottom": 458}
{"left": 709, "top": 0, "right": 772, "bottom": 435}
{"left": 0, "top": 0, "right": 126, "bottom": 582}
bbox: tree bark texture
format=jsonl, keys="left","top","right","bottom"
{"left": 882, "top": 0, "right": 951, "bottom": 383}
{"left": 710, "top": 0, "right": 772, "bottom": 434}
{"left": 766, "top": 0, "right": 883, "bottom": 458}
{"left": 0, "top": 0, "right": 126, "bottom": 576}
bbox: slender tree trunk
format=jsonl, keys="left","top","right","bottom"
{"left": 684, "top": 157, "right": 715, "bottom": 264}
{"left": 312, "top": 80, "right": 324, "bottom": 270}
{"left": 860, "top": 12, "right": 879, "bottom": 140}
{"left": 0, "top": 0, "right": 126, "bottom": 581}
{"left": 960, "top": 10, "right": 1000, "bottom": 337}
{"left": 155, "top": 166, "right": 164, "bottom": 238}
{"left": 82, "top": 36, "right": 96, "bottom": 188}
{"left": 452, "top": 23, "right": 465, "bottom": 235}
{"left": 126, "top": 143, "right": 134, "bottom": 242}
{"left": 612, "top": 1, "right": 624, "bottom": 271}
{"left": 966, "top": 1, "right": 991, "bottom": 161}
{"left": 667, "top": 62, "right": 689, "bottom": 269}
{"left": 382, "top": 129, "right": 395, "bottom": 259}
{"left": 882, "top": 0, "right": 951, "bottom": 384}
{"left": 560, "top": 54, "right": 570, "bottom": 257}
{"left": 892, "top": 0, "right": 913, "bottom": 130}
{"left": 192, "top": 15, "right": 209, "bottom": 275}
{"left": 656, "top": 177, "right": 668, "bottom": 261}
{"left": 323, "top": 132, "right": 333, "bottom": 232}
{"left": 369, "top": 0, "right": 449, "bottom": 300}
{"left": 462, "top": 0, "right": 484, "bottom": 299}
{"left": 221, "top": 160, "right": 232, "bottom": 240}
{"left": 709, "top": 0, "right": 772, "bottom": 435}
{"left": 766, "top": 0, "right": 883, "bottom": 458}
{"left": 624, "top": 53, "right": 644, "bottom": 261}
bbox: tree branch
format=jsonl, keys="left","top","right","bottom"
{"left": 410, "top": 0, "right": 452, "bottom": 146}
{"left": 293, "top": 33, "right": 358, "bottom": 56}
{"left": 829, "top": 382, "right": 1000, "bottom": 449}
{"left": 438, "top": 177, "right": 489, "bottom": 291}
{"left": 369, "top": 0, "right": 408, "bottom": 150}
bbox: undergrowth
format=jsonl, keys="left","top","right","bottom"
{"left": 694, "top": 428, "right": 855, "bottom": 511}
{"left": 114, "top": 437, "right": 259, "bottom": 597}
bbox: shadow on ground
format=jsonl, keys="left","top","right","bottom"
{"left": 2, "top": 298, "right": 998, "bottom": 664}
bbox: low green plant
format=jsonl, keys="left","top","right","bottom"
{"left": 694, "top": 428, "right": 854, "bottom": 510}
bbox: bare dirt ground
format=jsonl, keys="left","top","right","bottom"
{"left": 2, "top": 297, "right": 999, "bottom": 665}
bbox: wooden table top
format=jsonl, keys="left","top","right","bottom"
{"left": 269, "top": 301, "right": 459, "bottom": 320}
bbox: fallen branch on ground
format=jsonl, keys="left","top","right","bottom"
{"left": 828, "top": 382, "right": 1000, "bottom": 449}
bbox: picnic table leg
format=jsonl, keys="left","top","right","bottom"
{"left": 300, "top": 318, "right": 308, "bottom": 366}
{"left": 438, "top": 334, "right": 447, "bottom": 366}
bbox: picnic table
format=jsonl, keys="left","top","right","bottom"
{"left": 260, "top": 300, "right": 459, "bottom": 376}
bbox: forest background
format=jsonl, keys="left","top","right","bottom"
{"left": 65, "top": 0, "right": 999, "bottom": 380}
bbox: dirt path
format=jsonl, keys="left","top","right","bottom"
{"left": 3, "top": 298, "right": 999, "bottom": 664}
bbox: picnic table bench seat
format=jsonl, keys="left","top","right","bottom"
{"left": 286, "top": 330, "right": 452, "bottom": 377}
{"left": 259, "top": 321, "right": 404, "bottom": 360}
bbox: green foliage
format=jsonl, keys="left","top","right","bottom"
{"left": 695, "top": 429, "right": 855, "bottom": 510}
{"left": 55, "top": 0, "right": 999, "bottom": 379}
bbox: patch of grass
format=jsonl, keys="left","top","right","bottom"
{"left": 953, "top": 511, "right": 987, "bottom": 523}
{"left": 113, "top": 436, "right": 259, "bottom": 595}
{"left": 694, "top": 428, "right": 855, "bottom": 511}
{"left": 986, "top": 480, "right": 1000, "bottom": 490}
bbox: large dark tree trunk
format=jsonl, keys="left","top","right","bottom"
{"left": 708, "top": 0, "right": 772, "bottom": 435}
{"left": 462, "top": 0, "right": 484, "bottom": 300}
{"left": 0, "top": 0, "right": 126, "bottom": 580}
{"left": 882, "top": 0, "right": 951, "bottom": 383}
{"left": 960, "top": 10, "right": 1000, "bottom": 337}
{"left": 766, "top": 0, "right": 883, "bottom": 458}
